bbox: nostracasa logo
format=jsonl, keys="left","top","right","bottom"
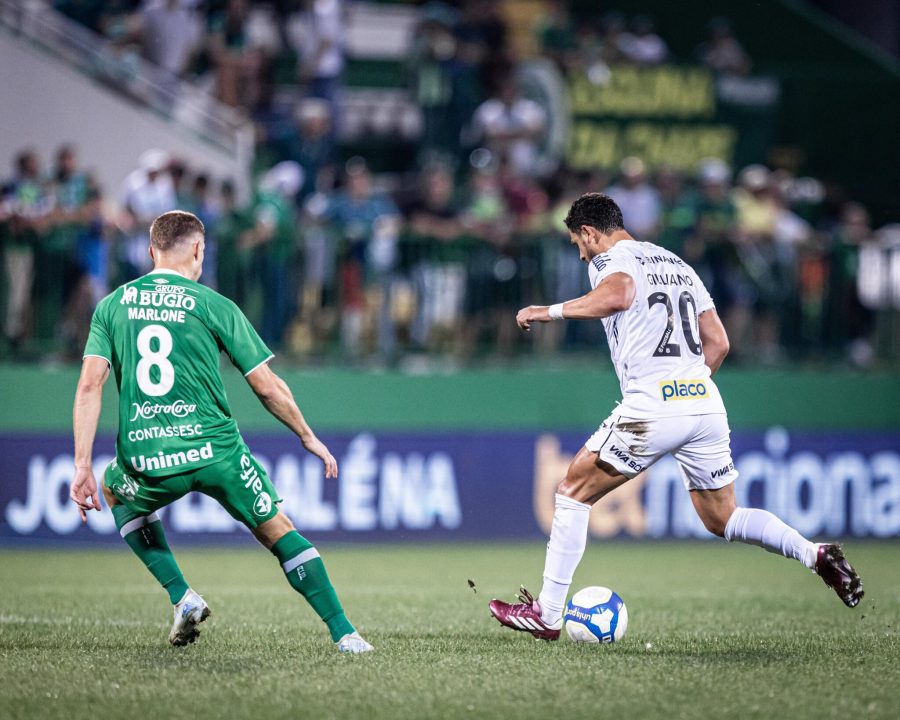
{"left": 131, "top": 400, "right": 197, "bottom": 421}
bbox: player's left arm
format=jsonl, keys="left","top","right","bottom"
{"left": 245, "top": 363, "right": 338, "bottom": 478}
{"left": 698, "top": 308, "right": 730, "bottom": 375}
{"left": 516, "top": 272, "right": 636, "bottom": 330}
{"left": 71, "top": 356, "right": 110, "bottom": 521}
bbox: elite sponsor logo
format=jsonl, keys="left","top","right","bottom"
{"left": 660, "top": 379, "right": 708, "bottom": 402}
{"left": 131, "top": 399, "right": 197, "bottom": 421}
{"left": 240, "top": 454, "right": 273, "bottom": 517}
{"left": 117, "top": 473, "right": 140, "bottom": 501}
{"left": 131, "top": 442, "right": 214, "bottom": 473}
{"left": 254, "top": 493, "right": 272, "bottom": 517}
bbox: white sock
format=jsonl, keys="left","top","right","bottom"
{"left": 724, "top": 507, "right": 818, "bottom": 569}
{"left": 538, "top": 493, "right": 591, "bottom": 625}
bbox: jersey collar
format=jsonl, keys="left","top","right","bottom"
{"left": 148, "top": 268, "right": 187, "bottom": 279}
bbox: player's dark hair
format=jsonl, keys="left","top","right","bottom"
{"left": 150, "top": 210, "right": 205, "bottom": 252}
{"left": 564, "top": 193, "right": 625, "bottom": 235}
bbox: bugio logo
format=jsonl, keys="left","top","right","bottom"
{"left": 660, "top": 379, "right": 708, "bottom": 402}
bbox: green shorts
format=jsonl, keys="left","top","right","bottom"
{"left": 104, "top": 442, "right": 281, "bottom": 529}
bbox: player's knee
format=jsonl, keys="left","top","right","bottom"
{"left": 557, "top": 461, "right": 587, "bottom": 498}
{"left": 252, "top": 511, "right": 295, "bottom": 549}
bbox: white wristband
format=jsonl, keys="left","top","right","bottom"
{"left": 548, "top": 303, "right": 565, "bottom": 320}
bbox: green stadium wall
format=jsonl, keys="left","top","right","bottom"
{"left": 1, "top": 366, "right": 897, "bottom": 432}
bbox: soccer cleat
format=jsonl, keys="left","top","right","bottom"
{"left": 488, "top": 586, "right": 562, "bottom": 641}
{"left": 815, "top": 544, "right": 864, "bottom": 608}
{"left": 336, "top": 631, "right": 374, "bottom": 654}
{"left": 168, "top": 589, "right": 211, "bottom": 646}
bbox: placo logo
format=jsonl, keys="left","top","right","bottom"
{"left": 659, "top": 379, "right": 708, "bottom": 402}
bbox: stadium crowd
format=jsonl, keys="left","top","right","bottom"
{"left": 0, "top": 1, "right": 890, "bottom": 367}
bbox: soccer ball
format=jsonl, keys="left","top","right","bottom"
{"left": 564, "top": 586, "right": 628, "bottom": 643}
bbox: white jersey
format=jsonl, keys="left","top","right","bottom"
{"left": 587, "top": 239, "right": 726, "bottom": 419}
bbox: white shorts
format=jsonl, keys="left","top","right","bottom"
{"left": 584, "top": 412, "right": 738, "bottom": 491}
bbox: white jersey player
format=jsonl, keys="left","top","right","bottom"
{"left": 489, "top": 192, "right": 863, "bottom": 641}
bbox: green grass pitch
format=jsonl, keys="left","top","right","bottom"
{"left": 1, "top": 541, "right": 898, "bottom": 720}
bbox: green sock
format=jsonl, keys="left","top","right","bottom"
{"left": 271, "top": 531, "right": 355, "bottom": 642}
{"left": 112, "top": 505, "right": 189, "bottom": 605}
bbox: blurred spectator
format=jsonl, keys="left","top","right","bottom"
{"left": 139, "top": 0, "right": 203, "bottom": 80}
{"left": 273, "top": 99, "right": 336, "bottom": 201}
{"left": 215, "top": 179, "right": 255, "bottom": 309}
{"left": 472, "top": 79, "right": 547, "bottom": 178}
{"left": 455, "top": 0, "right": 508, "bottom": 79}
{"left": 120, "top": 149, "right": 177, "bottom": 278}
{"left": 771, "top": 172, "right": 813, "bottom": 352}
{"left": 733, "top": 164, "right": 780, "bottom": 361}
{"left": 2, "top": 150, "right": 50, "bottom": 355}
{"left": 186, "top": 174, "right": 220, "bottom": 289}
{"left": 824, "top": 202, "right": 875, "bottom": 363}
{"left": 535, "top": 0, "right": 578, "bottom": 71}
{"left": 618, "top": 15, "right": 669, "bottom": 65}
{"left": 42, "top": 146, "right": 96, "bottom": 354}
{"left": 463, "top": 162, "right": 533, "bottom": 358}
{"left": 208, "top": 0, "right": 264, "bottom": 110}
{"left": 242, "top": 162, "right": 302, "bottom": 347}
{"left": 324, "top": 159, "right": 400, "bottom": 360}
{"left": 597, "top": 11, "right": 628, "bottom": 65}
{"left": 406, "top": 164, "right": 466, "bottom": 351}
{"left": 408, "top": 7, "right": 477, "bottom": 161}
{"left": 606, "top": 157, "right": 661, "bottom": 240}
{"left": 655, "top": 166, "right": 695, "bottom": 254}
{"left": 687, "top": 159, "right": 747, "bottom": 358}
{"left": 293, "top": 0, "right": 345, "bottom": 112}
{"left": 697, "top": 18, "right": 751, "bottom": 76}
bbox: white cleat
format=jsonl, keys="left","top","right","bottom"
{"left": 336, "top": 631, "right": 374, "bottom": 654}
{"left": 168, "top": 589, "right": 211, "bottom": 647}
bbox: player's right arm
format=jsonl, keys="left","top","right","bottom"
{"left": 245, "top": 364, "right": 338, "bottom": 478}
{"left": 210, "top": 295, "right": 337, "bottom": 477}
{"left": 698, "top": 308, "right": 730, "bottom": 375}
{"left": 516, "top": 272, "right": 635, "bottom": 330}
{"left": 71, "top": 356, "right": 110, "bottom": 521}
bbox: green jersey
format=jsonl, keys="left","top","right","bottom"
{"left": 84, "top": 269, "right": 272, "bottom": 479}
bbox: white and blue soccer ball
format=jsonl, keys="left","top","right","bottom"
{"left": 564, "top": 586, "right": 628, "bottom": 643}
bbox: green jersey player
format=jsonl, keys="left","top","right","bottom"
{"left": 70, "top": 210, "right": 372, "bottom": 653}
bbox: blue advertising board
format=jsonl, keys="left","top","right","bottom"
{"left": 2, "top": 428, "right": 898, "bottom": 544}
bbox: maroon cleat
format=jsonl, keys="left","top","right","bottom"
{"left": 488, "top": 586, "right": 562, "bottom": 641}
{"left": 815, "top": 544, "right": 864, "bottom": 608}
